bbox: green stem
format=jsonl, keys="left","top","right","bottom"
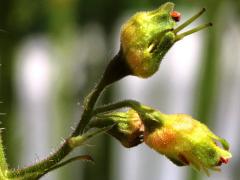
{"left": 6, "top": 140, "right": 72, "bottom": 178}
{"left": 73, "top": 80, "right": 106, "bottom": 136}
{"left": 4, "top": 75, "right": 104, "bottom": 179}
{"left": 37, "top": 155, "right": 93, "bottom": 179}
{"left": 6, "top": 50, "right": 130, "bottom": 179}
{"left": 6, "top": 84, "right": 107, "bottom": 178}
{"left": 92, "top": 100, "right": 162, "bottom": 126}
{"left": 6, "top": 127, "right": 108, "bottom": 178}
{"left": 69, "top": 126, "right": 113, "bottom": 148}
{"left": 93, "top": 100, "right": 141, "bottom": 116}
{"left": 73, "top": 49, "right": 129, "bottom": 135}
{"left": 0, "top": 131, "right": 8, "bottom": 177}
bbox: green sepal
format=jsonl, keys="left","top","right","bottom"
{"left": 219, "top": 138, "right": 230, "bottom": 150}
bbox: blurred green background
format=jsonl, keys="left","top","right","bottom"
{"left": 0, "top": 0, "right": 240, "bottom": 180}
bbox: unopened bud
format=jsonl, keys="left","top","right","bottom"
{"left": 142, "top": 111, "right": 232, "bottom": 176}
{"left": 121, "top": 2, "right": 176, "bottom": 78}
{"left": 90, "top": 110, "right": 144, "bottom": 148}
{"left": 120, "top": 2, "right": 211, "bottom": 78}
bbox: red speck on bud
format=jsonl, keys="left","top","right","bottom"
{"left": 217, "top": 157, "right": 229, "bottom": 166}
{"left": 170, "top": 11, "right": 181, "bottom": 22}
{"left": 220, "top": 157, "right": 229, "bottom": 164}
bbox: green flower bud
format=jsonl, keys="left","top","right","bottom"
{"left": 120, "top": 2, "right": 212, "bottom": 78}
{"left": 142, "top": 110, "right": 232, "bottom": 176}
{"left": 90, "top": 110, "right": 144, "bottom": 148}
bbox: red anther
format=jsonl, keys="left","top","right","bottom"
{"left": 170, "top": 11, "right": 181, "bottom": 22}
{"left": 220, "top": 157, "right": 229, "bottom": 164}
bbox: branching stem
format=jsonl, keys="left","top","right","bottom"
{"left": 4, "top": 50, "right": 129, "bottom": 179}
{"left": 93, "top": 100, "right": 141, "bottom": 115}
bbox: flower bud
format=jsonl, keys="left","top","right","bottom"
{"left": 90, "top": 110, "right": 144, "bottom": 148}
{"left": 120, "top": 2, "right": 212, "bottom": 78}
{"left": 121, "top": 2, "right": 176, "bottom": 78}
{"left": 143, "top": 111, "right": 232, "bottom": 175}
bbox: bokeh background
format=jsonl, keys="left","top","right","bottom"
{"left": 0, "top": 0, "right": 240, "bottom": 180}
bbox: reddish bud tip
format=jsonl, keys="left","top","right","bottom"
{"left": 216, "top": 157, "right": 229, "bottom": 166}
{"left": 170, "top": 11, "right": 181, "bottom": 22}
{"left": 220, "top": 157, "right": 229, "bottom": 164}
{"left": 217, "top": 157, "right": 229, "bottom": 166}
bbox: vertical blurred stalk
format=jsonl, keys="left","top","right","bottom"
{"left": 230, "top": 1, "right": 240, "bottom": 180}
{"left": 1, "top": 0, "right": 52, "bottom": 169}
{"left": 0, "top": 1, "right": 21, "bottom": 166}
{"left": 0, "top": 35, "right": 19, "bottom": 166}
{"left": 188, "top": 1, "right": 223, "bottom": 180}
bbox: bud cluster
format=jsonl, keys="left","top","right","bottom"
{"left": 92, "top": 105, "right": 231, "bottom": 175}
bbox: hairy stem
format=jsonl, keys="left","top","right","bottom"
{"left": 6, "top": 127, "right": 108, "bottom": 178}
{"left": 73, "top": 80, "right": 106, "bottom": 136}
{"left": 37, "top": 155, "right": 93, "bottom": 179}
{"left": 6, "top": 50, "right": 130, "bottom": 179}
{"left": 92, "top": 100, "right": 160, "bottom": 126}
{"left": 6, "top": 140, "right": 72, "bottom": 178}
{"left": 93, "top": 100, "right": 141, "bottom": 115}
{"left": 73, "top": 49, "right": 129, "bottom": 135}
